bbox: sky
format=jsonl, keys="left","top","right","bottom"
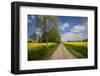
{"left": 28, "top": 15, "right": 88, "bottom": 41}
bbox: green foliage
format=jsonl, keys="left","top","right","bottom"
{"left": 32, "top": 15, "right": 60, "bottom": 43}
{"left": 64, "top": 44, "right": 88, "bottom": 58}
{"left": 28, "top": 47, "right": 48, "bottom": 60}
{"left": 41, "top": 25, "right": 60, "bottom": 43}
{"left": 47, "top": 25, "right": 60, "bottom": 43}
{"left": 69, "top": 45, "right": 87, "bottom": 57}
{"left": 28, "top": 43, "right": 59, "bottom": 60}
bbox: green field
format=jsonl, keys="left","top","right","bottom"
{"left": 28, "top": 42, "right": 59, "bottom": 60}
{"left": 28, "top": 42, "right": 88, "bottom": 60}
{"left": 64, "top": 42, "right": 88, "bottom": 58}
{"left": 28, "top": 15, "right": 88, "bottom": 60}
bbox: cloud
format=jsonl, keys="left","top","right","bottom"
{"left": 36, "top": 28, "right": 41, "bottom": 32}
{"left": 28, "top": 19, "right": 32, "bottom": 23}
{"left": 61, "top": 32, "right": 87, "bottom": 41}
{"left": 35, "top": 28, "right": 42, "bottom": 36}
{"left": 35, "top": 31, "right": 41, "bottom": 36}
{"left": 70, "top": 24, "right": 87, "bottom": 33}
{"left": 31, "top": 16, "right": 35, "bottom": 19}
{"left": 59, "top": 22, "right": 69, "bottom": 30}
{"left": 61, "top": 23, "right": 88, "bottom": 41}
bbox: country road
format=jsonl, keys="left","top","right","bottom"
{"left": 51, "top": 43, "right": 76, "bottom": 60}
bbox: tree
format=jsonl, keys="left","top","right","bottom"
{"left": 48, "top": 29, "right": 60, "bottom": 43}
{"left": 47, "top": 21, "right": 60, "bottom": 43}
{"left": 33, "top": 15, "right": 60, "bottom": 47}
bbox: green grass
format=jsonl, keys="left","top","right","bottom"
{"left": 64, "top": 44, "right": 88, "bottom": 58}
{"left": 42, "top": 45, "right": 59, "bottom": 60}
{"left": 28, "top": 43, "right": 59, "bottom": 61}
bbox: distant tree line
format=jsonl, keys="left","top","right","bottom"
{"left": 67, "top": 39, "right": 88, "bottom": 42}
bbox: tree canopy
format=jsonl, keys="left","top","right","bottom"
{"left": 32, "top": 15, "right": 60, "bottom": 43}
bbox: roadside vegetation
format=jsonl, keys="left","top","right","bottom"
{"left": 28, "top": 15, "right": 61, "bottom": 61}
{"left": 64, "top": 42, "right": 88, "bottom": 58}
{"left": 28, "top": 43, "right": 59, "bottom": 60}
{"left": 28, "top": 15, "right": 88, "bottom": 60}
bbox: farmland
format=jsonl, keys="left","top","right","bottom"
{"left": 28, "top": 42, "right": 59, "bottom": 60}
{"left": 64, "top": 42, "right": 88, "bottom": 58}
{"left": 28, "top": 42, "right": 88, "bottom": 60}
{"left": 27, "top": 15, "right": 88, "bottom": 60}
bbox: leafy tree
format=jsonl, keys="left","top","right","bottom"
{"left": 32, "top": 15, "right": 61, "bottom": 47}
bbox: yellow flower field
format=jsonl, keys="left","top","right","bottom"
{"left": 28, "top": 42, "right": 57, "bottom": 50}
{"left": 63, "top": 41, "right": 88, "bottom": 58}
{"left": 64, "top": 42, "right": 88, "bottom": 48}
{"left": 28, "top": 42, "right": 59, "bottom": 60}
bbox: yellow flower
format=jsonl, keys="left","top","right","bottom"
{"left": 64, "top": 42, "right": 87, "bottom": 48}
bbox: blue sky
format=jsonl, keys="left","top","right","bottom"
{"left": 28, "top": 15, "right": 88, "bottom": 41}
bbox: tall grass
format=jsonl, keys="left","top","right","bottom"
{"left": 64, "top": 42, "right": 88, "bottom": 58}
{"left": 28, "top": 42, "right": 59, "bottom": 61}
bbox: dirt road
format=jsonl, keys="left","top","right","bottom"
{"left": 51, "top": 43, "right": 76, "bottom": 59}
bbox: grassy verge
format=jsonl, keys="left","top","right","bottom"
{"left": 28, "top": 43, "right": 59, "bottom": 61}
{"left": 64, "top": 42, "right": 88, "bottom": 58}
{"left": 42, "top": 45, "right": 59, "bottom": 60}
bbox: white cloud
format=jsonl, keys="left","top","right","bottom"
{"left": 28, "top": 19, "right": 31, "bottom": 23}
{"left": 70, "top": 24, "right": 87, "bottom": 33}
{"left": 61, "top": 32, "right": 87, "bottom": 41}
{"left": 59, "top": 22, "right": 69, "bottom": 30}
{"left": 61, "top": 23, "right": 88, "bottom": 41}
{"left": 36, "top": 28, "right": 41, "bottom": 32}
{"left": 31, "top": 16, "right": 35, "bottom": 19}
{"left": 35, "top": 28, "right": 42, "bottom": 36}
{"left": 35, "top": 31, "right": 41, "bottom": 36}
{"left": 28, "top": 16, "right": 35, "bottom": 23}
